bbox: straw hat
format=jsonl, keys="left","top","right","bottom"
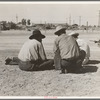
{"left": 54, "top": 25, "right": 66, "bottom": 35}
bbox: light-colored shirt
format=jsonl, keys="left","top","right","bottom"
{"left": 18, "top": 39, "right": 46, "bottom": 61}
{"left": 77, "top": 38, "right": 90, "bottom": 58}
{"left": 53, "top": 34, "right": 80, "bottom": 60}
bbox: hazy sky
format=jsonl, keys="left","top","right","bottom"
{"left": 0, "top": 2, "right": 100, "bottom": 25}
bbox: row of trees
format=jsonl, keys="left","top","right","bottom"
{"left": 0, "top": 18, "right": 99, "bottom": 31}
{"left": 0, "top": 18, "right": 31, "bottom": 30}
{"left": 0, "top": 21, "right": 16, "bottom": 30}
{"left": 21, "top": 19, "right": 31, "bottom": 26}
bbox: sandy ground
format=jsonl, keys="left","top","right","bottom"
{"left": 0, "top": 30, "right": 100, "bottom": 97}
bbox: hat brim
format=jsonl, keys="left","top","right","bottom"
{"left": 71, "top": 33, "right": 79, "bottom": 37}
{"left": 29, "top": 34, "right": 45, "bottom": 39}
{"left": 54, "top": 28, "right": 66, "bottom": 35}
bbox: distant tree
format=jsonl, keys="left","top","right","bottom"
{"left": 27, "top": 19, "right": 31, "bottom": 25}
{"left": 94, "top": 25, "right": 96, "bottom": 28}
{"left": 71, "top": 24, "right": 78, "bottom": 30}
{"left": 18, "top": 22, "right": 22, "bottom": 24}
{"left": 9, "top": 22, "right": 17, "bottom": 29}
{"left": 1, "top": 21, "right": 10, "bottom": 30}
{"left": 22, "top": 18, "right": 26, "bottom": 25}
{"left": 72, "top": 24, "right": 78, "bottom": 27}
{"left": 45, "top": 24, "right": 51, "bottom": 29}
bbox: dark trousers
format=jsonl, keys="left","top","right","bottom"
{"left": 54, "top": 50, "right": 86, "bottom": 73}
{"left": 9, "top": 57, "right": 54, "bottom": 71}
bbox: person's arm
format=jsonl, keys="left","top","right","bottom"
{"left": 53, "top": 39, "right": 59, "bottom": 54}
{"left": 29, "top": 43, "right": 39, "bottom": 62}
{"left": 38, "top": 43, "right": 47, "bottom": 61}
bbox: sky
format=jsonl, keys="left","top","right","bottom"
{"left": 0, "top": 2, "right": 100, "bottom": 26}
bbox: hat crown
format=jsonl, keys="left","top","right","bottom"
{"left": 54, "top": 25, "right": 66, "bottom": 35}
{"left": 56, "top": 25, "right": 64, "bottom": 32}
{"left": 29, "top": 29, "right": 45, "bottom": 39}
{"left": 32, "top": 29, "right": 41, "bottom": 36}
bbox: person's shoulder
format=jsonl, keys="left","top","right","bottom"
{"left": 29, "top": 39, "right": 40, "bottom": 45}
{"left": 77, "top": 38, "right": 88, "bottom": 45}
{"left": 77, "top": 38, "right": 84, "bottom": 42}
{"left": 55, "top": 34, "right": 69, "bottom": 41}
{"left": 30, "top": 39, "right": 38, "bottom": 43}
{"left": 67, "top": 35, "right": 75, "bottom": 40}
{"left": 59, "top": 34, "right": 69, "bottom": 38}
{"left": 54, "top": 36, "right": 60, "bottom": 41}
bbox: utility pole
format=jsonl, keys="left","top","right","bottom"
{"left": 45, "top": 21, "right": 46, "bottom": 34}
{"left": 98, "top": 10, "right": 100, "bottom": 27}
{"left": 79, "top": 16, "right": 81, "bottom": 26}
{"left": 0, "top": 22, "right": 1, "bottom": 33}
{"left": 69, "top": 14, "right": 71, "bottom": 25}
{"left": 16, "top": 14, "right": 18, "bottom": 24}
{"left": 86, "top": 21, "right": 88, "bottom": 33}
{"left": 73, "top": 20, "right": 75, "bottom": 24}
{"left": 40, "top": 20, "right": 42, "bottom": 24}
{"left": 66, "top": 18, "right": 67, "bottom": 25}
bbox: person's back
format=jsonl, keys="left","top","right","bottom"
{"left": 18, "top": 39, "right": 42, "bottom": 62}
{"left": 54, "top": 34, "right": 80, "bottom": 60}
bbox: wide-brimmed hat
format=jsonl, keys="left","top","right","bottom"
{"left": 29, "top": 29, "right": 45, "bottom": 39}
{"left": 68, "top": 31, "right": 79, "bottom": 37}
{"left": 54, "top": 25, "right": 66, "bottom": 35}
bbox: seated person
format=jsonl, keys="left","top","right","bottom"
{"left": 5, "top": 29, "right": 54, "bottom": 71}
{"left": 69, "top": 32, "right": 90, "bottom": 65}
{"left": 53, "top": 25, "right": 86, "bottom": 74}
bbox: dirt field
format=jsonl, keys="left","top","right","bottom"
{"left": 0, "top": 29, "right": 100, "bottom": 97}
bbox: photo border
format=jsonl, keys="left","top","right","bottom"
{"left": 0, "top": 0, "right": 100, "bottom": 100}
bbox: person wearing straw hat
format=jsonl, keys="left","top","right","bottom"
{"left": 5, "top": 29, "right": 54, "bottom": 71}
{"left": 53, "top": 25, "right": 86, "bottom": 74}
{"left": 69, "top": 31, "right": 90, "bottom": 65}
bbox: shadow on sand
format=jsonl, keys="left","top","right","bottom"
{"left": 80, "top": 65, "right": 98, "bottom": 73}
{"left": 73, "top": 65, "right": 98, "bottom": 74}
{"left": 74, "top": 59, "right": 100, "bottom": 74}
{"left": 75, "top": 60, "right": 100, "bottom": 74}
{"left": 88, "top": 60, "right": 100, "bottom": 64}
{"left": 6, "top": 59, "right": 99, "bottom": 73}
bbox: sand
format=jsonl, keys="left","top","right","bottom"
{"left": 0, "top": 30, "right": 100, "bottom": 98}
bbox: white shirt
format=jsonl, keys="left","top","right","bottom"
{"left": 18, "top": 39, "right": 46, "bottom": 61}
{"left": 77, "top": 38, "right": 90, "bottom": 58}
